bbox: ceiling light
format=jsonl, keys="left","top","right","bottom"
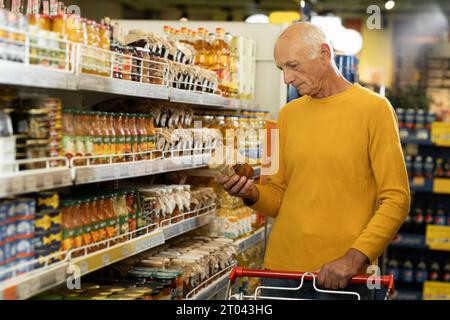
{"left": 385, "top": 1, "right": 395, "bottom": 10}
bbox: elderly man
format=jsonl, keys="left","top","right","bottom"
{"left": 217, "top": 22, "right": 410, "bottom": 299}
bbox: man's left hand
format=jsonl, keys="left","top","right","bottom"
{"left": 317, "top": 249, "right": 370, "bottom": 290}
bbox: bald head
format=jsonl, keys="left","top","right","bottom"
{"left": 275, "top": 22, "right": 333, "bottom": 60}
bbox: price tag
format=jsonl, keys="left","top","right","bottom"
{"left": 0, "top": 179, "right": 7, "bottom": 195}
{"left": 113, "top": 166, "right": 121, "bottom": 178}
{"left": 11, "top": 177, "right": 24, "bottom": 193}
{"left": 102, "top": 254, "right": 110, "bottom": 266}
{"left": 158, "top": 161, "right": 165, "bottom": 172}
{"left": 25, "top": 176, "right": 37, "bottom": 192}
{"left": 17, "top": 283, "right": 30, "bottom": 300}
{"left": 145, "top": 161, "right": 153, "bottom": 174}
{"left": 413, "top": 177, "right": 425, "bottom": 187}
{"left": 55, "top": 267, "right": 66, "bottom": 283}
{"left": 80, "top": 261, "right": 89, "bottom": 274}
{"left": 29, "top": 277, "right": 41, "bottom": 296}
{"left": 122, "top": 246, "right": 129, "bottom": 257}
{"left": 43, "top": 175, "right": 54, "bottom": 190}
{"left": 127, "top": 165, "right": 135, "bottom": 177}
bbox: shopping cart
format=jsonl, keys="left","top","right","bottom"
{"left": 227, "top": 267, "right": 395, "bottom": 300}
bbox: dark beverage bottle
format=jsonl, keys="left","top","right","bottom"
{"left": 429, "top": 261, "right": 441, "bottom": 282}
{"left": 401, "top": 256, "right": 415, "bottom": 289}
{"left": 435, "top": 158, "right": 445, "bottom": 178}
{"left": 386, "top": 256, "right": 401, "bottom": 284}
{"left": 415, "top": 258, "right": 428, "bottom": 289}
{"left": 443, "top": 261, "right": 450, "bottom": 282}
{"left": 446, "top": 159, "right": 450, "bottom": 178}
{"left": 424, "top": 156, "right": 434, "bottom": 180}
{"left": 424, "top": 207, "right": 434, "bottom": 226}
{"left": 413, "top": 156, "right": 424, "bottom": 178}
{"left": 405, "top": 155, "right": 413, "bottom": 180}
{"left": 412, "top": 206, "right": 425, "bottom": 234}
{"left": 434, "top": 204, "right": 446, "bottom": 226}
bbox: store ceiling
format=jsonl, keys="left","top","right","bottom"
{"left": 117, "top": 0, "right": 450, "bottom": 16}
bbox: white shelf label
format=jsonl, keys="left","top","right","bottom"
{"left": 102, "top": 254, "right": 110, "bottom": 266}
{"left": 113, "top": 166, "right": 121, "bottom": 178}
{"left": 29, "top": 277, "right": 41, "bottom": 295}
{"left": 80, "top": 261, "right": 89, "bottom": 274}
{"left": 11, "top": 177, "right": 24, "bottom": 193}
{"left": 43, "top": 175, "right": 54, "bottom": 190}
{"left": 55, "top": 267, "right": 66, "bottom": 283}
{"left": 25, "top": 176, "right": 37, "bottom": 192}
{"left": 127, "top": 165, "right": 135, "bottom": 176}
{"left": 17, "top": 283, "right": 30, "bottom": 300}
{"left": 122, "top": 246, "right": 129, "bottom": 257}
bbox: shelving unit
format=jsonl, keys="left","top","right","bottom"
{"left": 0, "top": 206, "right": 218, "bottom": 300}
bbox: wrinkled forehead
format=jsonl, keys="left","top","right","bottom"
{"left": 274, "top": 37, "right": 308, "bottom": 62}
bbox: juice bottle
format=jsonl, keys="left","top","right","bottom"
{"left": 103, "top": 195, "right": 118, "bottom": 243}
{"left": 113, "top": 192, "right": 129, "bottom": 242}
{"left": 99, "top": 24, "right": 111, "bottom": 77}
{"left": 129, "top": 114, "right": 139, "bottom": 156}
{"left": 72, "top": 200, "right": 83, "bottom": 257}
{"left": 61, "top": 200, "right": 74, "bottom": 251}
{"left": 73, "top": 110, "right": 85, "bottom": 163}
{"left": 52, "top": 13, "right": 66, "bottom": 35}
{"left": 62, "top": 109, "right": 76, "bottom": 159}
{"left": 80, "top": 199, "right": 93, "bottom": 251}
{"left": 106, "top": 112, "right": 117, "bottom": 160}
{"left": 137, "top": 114, "right": 148, "bottom": 160}
{"left": 145, "top": 114, "right": 156, "bottom": 159}
{"left": 113, "top": 113, "right": 125, "bottom": 162}
{"left": 194, "top": 27, "right": 206, "bottom": 67}
{"left": 91, "top": 112, "right": 104, "bottom": 164}
{"left": 212, "top": 28, "right": 227, "bottom": 70}
{"left": 99, "top": 112, "right": 111, "bottom": 163}
{"left": 81, "top": 111, "right": 94, "bottom": 159}
{"left": 122, "top": 113, "right": 132, "bottom": 161}
{"left": 94, "top": 196, "right": 108, "bottom": 249}
{"left": 126, "top": 191, "right": 137, "bottom": 235}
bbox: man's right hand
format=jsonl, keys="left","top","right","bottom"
{"left": 216, "top": 175, "right": 259, "bottom": 205}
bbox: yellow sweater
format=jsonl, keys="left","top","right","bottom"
{"left": 251, "top": 83, "right": 410, "bottom": 272}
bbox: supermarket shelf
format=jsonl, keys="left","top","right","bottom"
{"left": 72, "top": 152, "right": 212, "bottom": 185}
{"left": 0, "top": 204, "right": 218, "bottom": 300}
{"left": 0, "top": 157, "right": 72, "bottom": 197}
{"left": 234, "top": 227, "right": 265, "bottom": 254}
{"left": 161, "top": 206, "right": 217, "bottom": 240}
{"left": 186, "top": 263, "right": 236, "bottom": 300}
{"left": 169, "top": 88, "right": 228, "bottom": 107}
{"left": 0, "top": 60, "right": 77, "bottom": 91}
{"left": 78, "top": 74, "right": 170, "bottom": 100}
{"left": 72, "top": 227, "right": 165, "bottom": 279}
{"left": 393, "top": 289, "right": 423, "bottom": 300}
{"left": 390, "top": 233, "right": 427, "bottom": 250}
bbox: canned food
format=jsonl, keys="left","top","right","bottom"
{"left": 4, "top": 241, "right": 16, "bottom": 264}
{"left": 14, "top": 198, "right": 36, "bottom": 219}
{"left": 16, "top": 238, "right": 34, "bottom": 258}
{"left": 0, "top": 262, "right": 14, "bottom": 281}
{"left": 16, "top": 257, "right": 33, "bottom": 275}
{"left": 5, "top": 222, "right": 15, "bottom": 243}
{"left": 5, "top": 201, "right": 15, "bottom": 222}
{"left": 16, "top": 218, "right": 35, "bottom": 239}
{"left": 38, "top": 192, "right": 59, "bottom": 211}
{"left": 34, "top": 211, "right": 52, "bottom": 233}
{"left": 0, "top": 201, "right": 10, "bottom": 223}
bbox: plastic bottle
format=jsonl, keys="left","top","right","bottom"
{"left": 387, "top": 257, "right": 401, "bottom": 284}
{"left": 413, "top": 156, "right": 423, "bottom": 178}
{"left": 429, "top": 261, "right": 441, "bottom": 281}
{"left": 435, "top": 158, "right": 445, "bottom": 178}
{"left": 73, "top": 110, "right": 85, "bottom": 160}
{"left": 405, "top": 109, "right": 415, "bottom": 130}
{"left": 91, "top": 112, "right": 104, "bottom": 164}
{"left": 61, "top": 109, "right": 76, "bottom": 159}
{"left": 113, "top": 113, "right": 125, "bottom": 162}
{"left": 412, "top": 205, "right": 424, "bottom": 234}
{"left": 99, "top": 112, "right": 111, "bottom": 163}
{"left": 122, "top": 114, "right": 132, "bottom": 161}
{"left": 136, "top": 114, "right": 148, "bottom": 160}
{"left": 434, "top": 204, "right": 446, "bottom": 226}
{"left": 106, "top": 113, "right": 116, "bottom": 159}
{"left": 129, "top": 114, "right": 139, "bottom": 156}
{"left": 415, "top": 258, "right": 428, "bottom": 289}
{"left": 396, "top": 108, "right": 406, "bottom": 129}
{"left": 145, "top": 114, "right": 156, "bottom": 159}
{"left": 80, "top": 199, "right": 93, "bottom": 249}
{"left": 81, "top": 111, "right": 94, "bottom": 159}
{"left": 405, "top": 155, "right": 412, "bottom": 179}
{"left": 401, "top": 256, "right": 414, "bottom": 289}
{"left": 442, "top": 261, "right": 450, "bottom": 282}
{"left": 424, "top": 206, "right": 434, "bottom": 226}
{"left": 424, "top": 156, "right": 434, "bottom": 180}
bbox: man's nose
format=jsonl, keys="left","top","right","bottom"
{"left": 283, "top": 69, "right": 295, "bottom": 85}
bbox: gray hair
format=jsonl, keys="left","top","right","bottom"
{"left": 292, "top": 22, "right": 335, "bottom": 60}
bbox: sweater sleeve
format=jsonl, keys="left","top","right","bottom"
{"left": 247, "top": 110, "right": 287, "bottom": 218}
{"left": 351, "top": 98, "right": 411, "bottom": 262}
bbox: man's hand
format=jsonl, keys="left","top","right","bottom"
{"left": 317, "top": 249, "right": 370, "bottom": 290}
{"left": 216, "top": 174, "right": 259, "bottom": 205}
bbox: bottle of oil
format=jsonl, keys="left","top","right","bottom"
{"left": 194, "top": 27, "right": 207, "bottom": 67}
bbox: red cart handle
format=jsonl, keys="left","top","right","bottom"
{"left": 229, "top": 267, "right": 394, "bottom": 290}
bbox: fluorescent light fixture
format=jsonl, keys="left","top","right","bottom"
{"left": 385, "top": 1, "right": 395, "bottom": 10}
{"left": 245, "top": 14, "right": 270, "bottom": 23}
